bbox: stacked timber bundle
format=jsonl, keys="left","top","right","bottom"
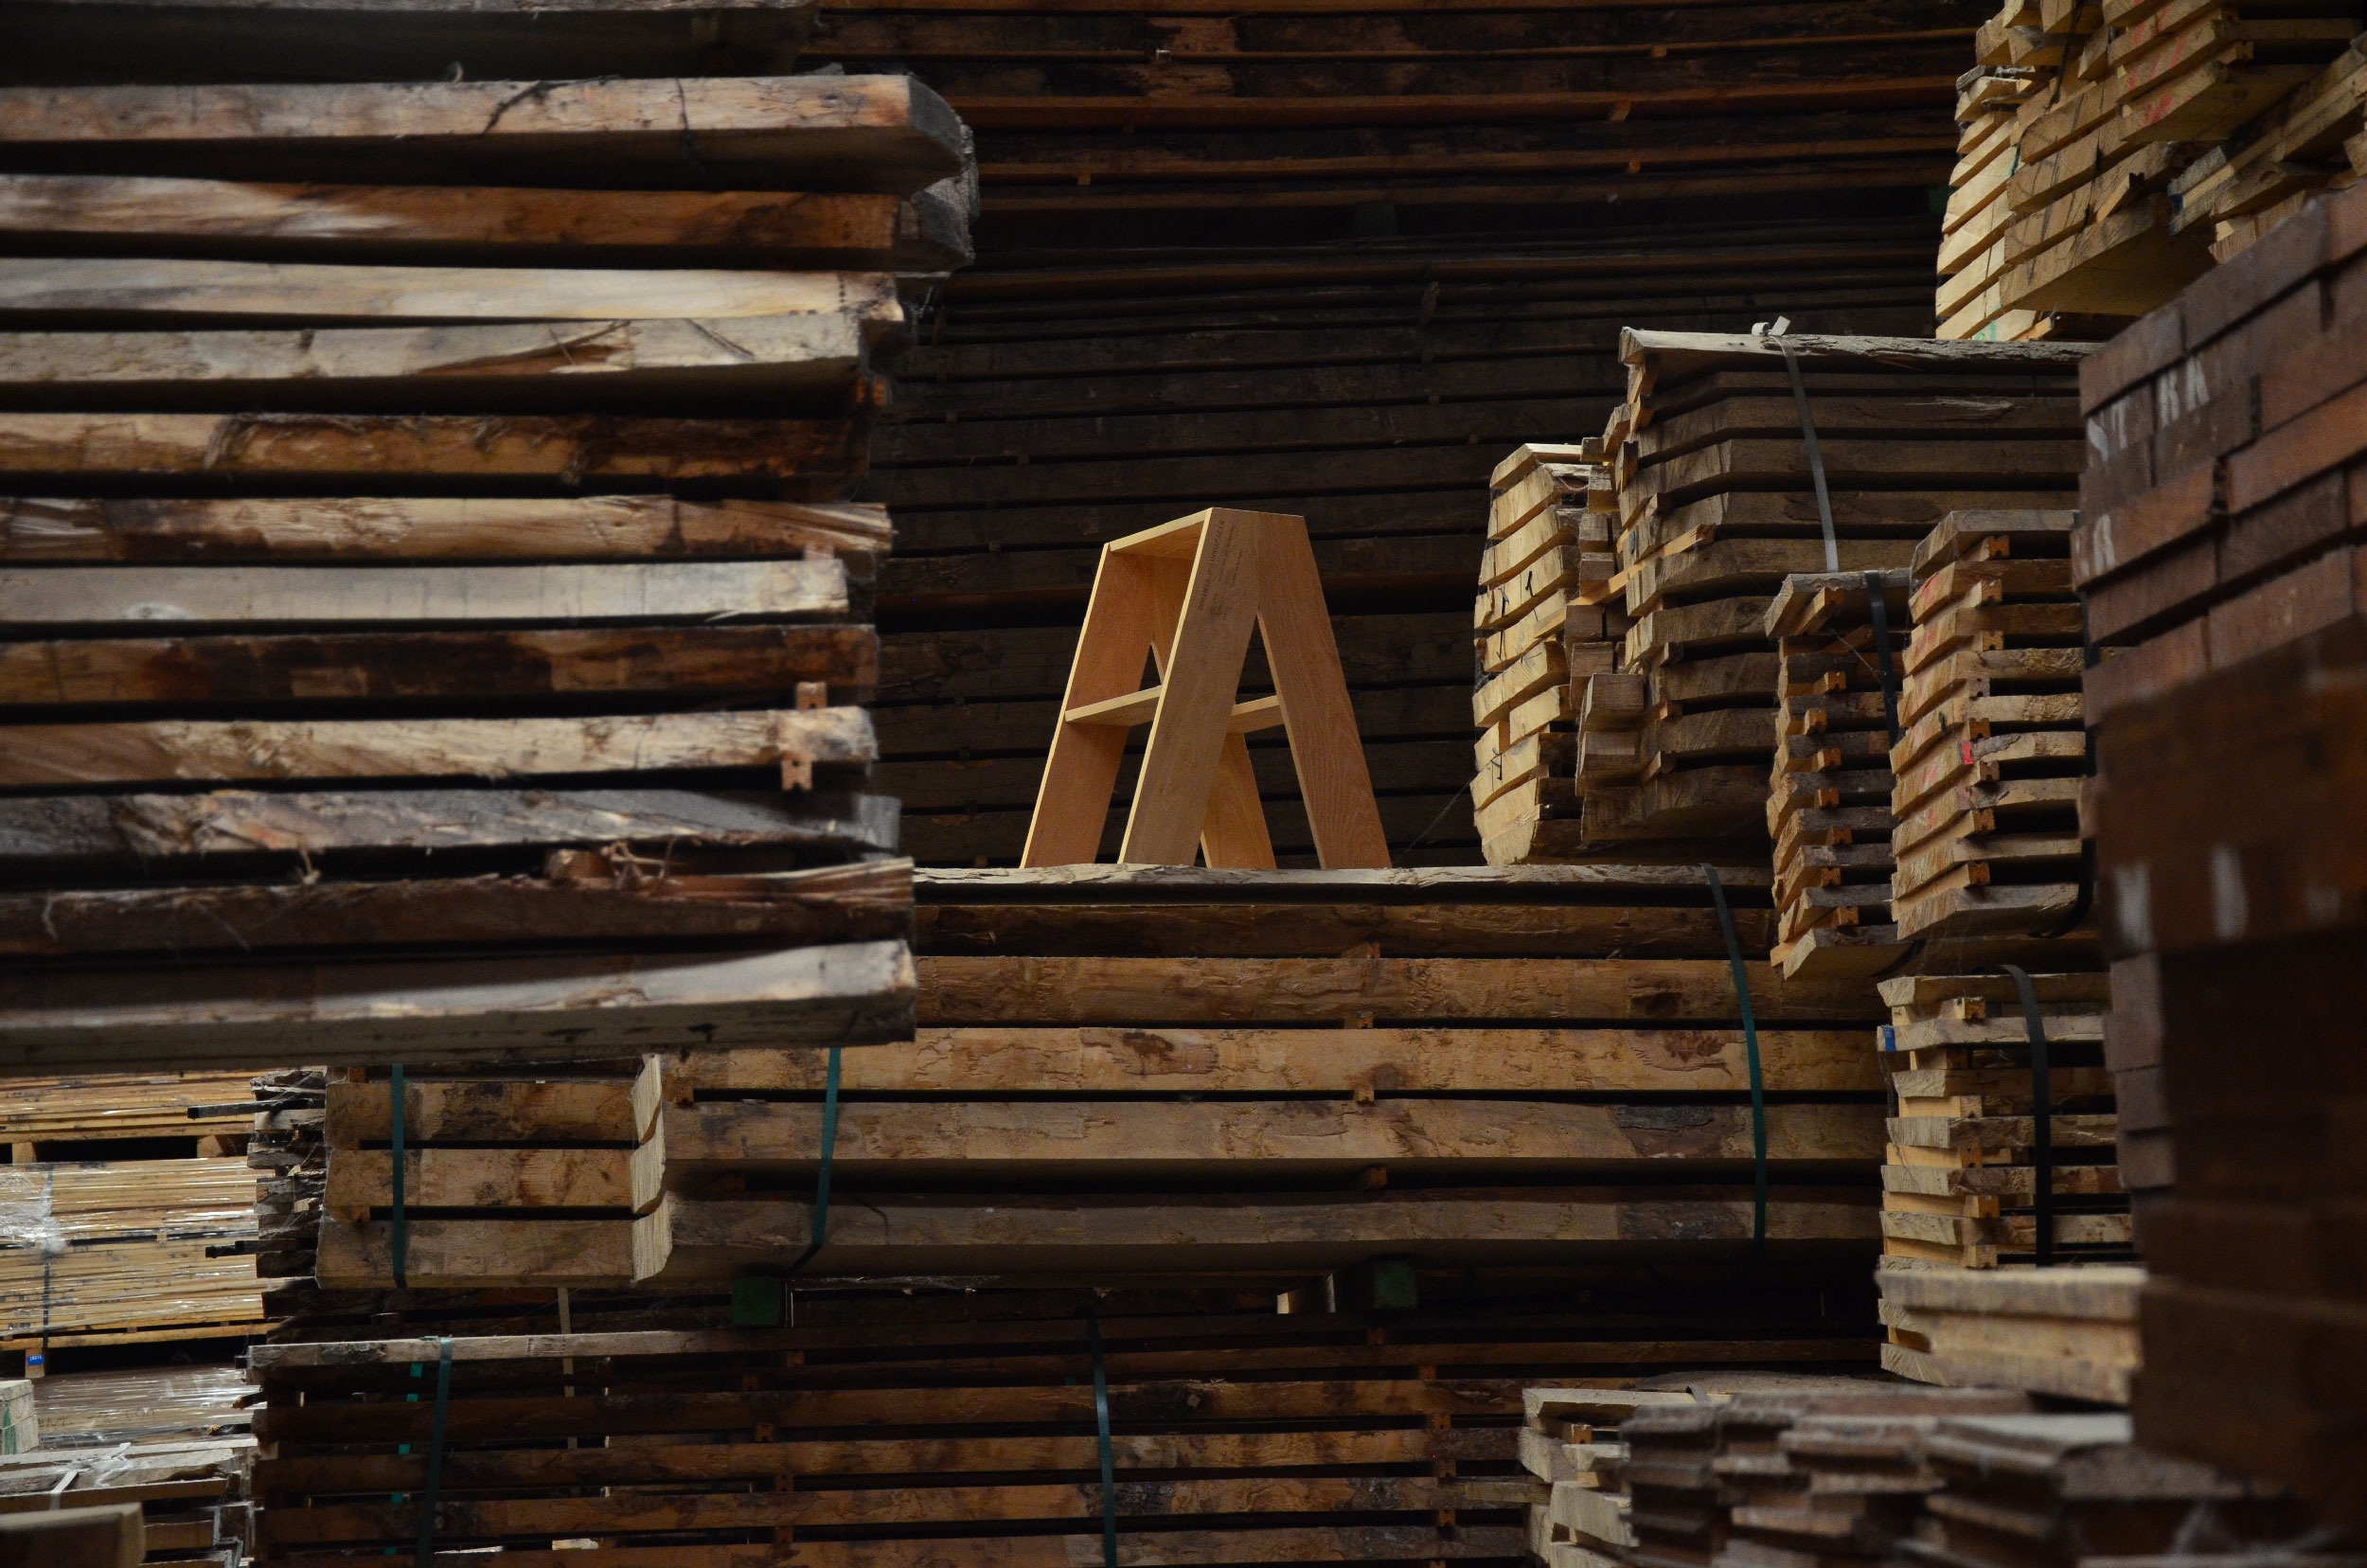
{"left": 1472, "top": 443, "right": 1625, "bottom": 865}
{"left": 1763, "top": 571, "right": 1913, "bottom": 979}
{"left": 312, "top": 1062, "right": 638, "bottom": 1295}
{"left": 1935, "top": 0, "right": 2365, "bottom": 344}
{"left": 625, "top": 864, "right": 1888, "bottom": 1287}
{"left": 1520, "top": 1389, "right": 1699, "bottom": 1568}
{"left": 1877, "top": 1264, "right": 2142, "bottom": 1402}
{"left": 248, "top": 1297, "right": 1900, "bottom": 1568}
{"left": 0, "top": 1074, "right": 273, "bottom": 1359}
{"left": 0, "top": 1159, "right": 265, "bottom": 1359}
{"left": 1900, "top": 1414, "right": 2316, "bottom": 1568}
{"left": 2091, "top": 615, "right": 2367, "bottom": 1523}
{"left": 0, "top": 1435, "right": 255, "bottom": 1568}
{"left": 0, "top": 48, "right": 964, "bottom": 1071}
{"left": 1619, "top": 1385, "right": 2035, "bottom": 1568}
{"left": 1571, "top": 331, "right": 2084, "bottom": 855}
{"left": 1891, "top": 511, "right": 2093, "bottom": 942}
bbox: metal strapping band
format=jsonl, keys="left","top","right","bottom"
{"left": 414, "top": 1336, "right": 453, "bottom": 1568}
{"left": 1998, "top": 965, "right": 2055, "bottom": 1268}
{"left": 1775, "top": 340, "right": 1841, "bottom": 573}
{"left": 1089, "top": 1309, "right": 1120, "bottom": 1568}
{"left": 1701, "top": 864, "right": 1768, "bottom": 1250}
{"left": 783, "top": 1044, "right": 843, "bottom": 1275}
{"left": 389, "top": 1064, "right": 408, "bottom": 1291}
{"left": 1862, "top": 571, "right": 1903, "bottom": 748}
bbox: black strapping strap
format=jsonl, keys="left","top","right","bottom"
{"left": 414, "top": 1336, "right": 453, "bottom": 1568}
{"left": 1997, "top": 965, "right": 2055, "bottom": 1268}
{"left": 1088, "top": 1310, "right": 1119, "bottom": 1568}
{"left": 1862, "top": 571, "right": 1903, "bottom": 750}
{"left": 782, "top": 1044, "right": 844, "bottom": 1276}
{"left": 1774, "top": 339, "right": 1841, "bottom": 573}
{"left": 389, "top": 1064, "right": 408, "bottom": 1291}
{"left": 1701, "top": 865, "right": 1769, "bottom": 1251}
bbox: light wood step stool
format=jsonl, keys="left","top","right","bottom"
{"left": 1022, "top": 508, "right": 1390, "bottom": 868}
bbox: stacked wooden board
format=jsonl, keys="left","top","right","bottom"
{"left": 2077, "top": 178, "right": 2367, "bottom": 733}
{"left": 0, "top": 1158, "right": 265, "bottom": 1360}
{"left": 1555, "top": 331, "right": 2085, "bottom": 854}
{"left": 247, "top": 1293, "right": 1901, "bottom": 1568}
{"left": 313, "top": 1061, "right": 639, "bottom": 1294}
{"left": 1900, "top": 1414, "right": 2314, "bottom": 1568}
{"left": 1891, "top": 511, "right": 2096, "bottom": 941}
{"left": 0, "top": 33, "right": 967, "bottom": 1070}
{"left": 0, "top": 1434, "right": 255, "bottom": 1568}
{"left": 1618, "top": 1383, "right": 2037, "bottom": 1568}
{"left": 1763, "top": 571, "right": 1913, "bottom": 978}
{"left": 1472, "top": 444, "right": 1625, "bottom": 865}
{"left": 1876, "top": 1263, "right": 2142, "bottom": 1402}
{"left": 1877, "top": 971, "right": 2127, "bottom": 1266}
{"left": 1520, "top": 1388, "right": 1703, "bottom": 1568}
{"left": 2091, "top": 617, "right": 2367, "bottom": 1524}
{"left": 622, "top": 864, "right": 1890, "bottom": 1286}
{"left": 0, "top": 1072, "right": 279, "bottom": 1358}
{"left": 1936, "top": 0, "right": 2366, "bottom": 344}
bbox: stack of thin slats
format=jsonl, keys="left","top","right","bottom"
{"left": 1472, "top": 443, "right": 1625, "bottom": 864}
{"left": 1891, "top": 511, "right": 2092, "bottom": 941}
{"left": 1575, "top": 331, "right": 2085, "bottom": 852}
{"left": 1877, "top": 972, "right": 2127, "bottom": 1269}
{"left": 1935, "top": 0, "right": 2365, "bottom": 344}
{"left": 1763, "top": 571, "right": 1913, "bottom": 979}
{"left": 0, "top": 2, "right": 962, "bottom": 1073}
{"left": 0, "top": 1073, "right": 273, "bottom": 1354}
{"left": 0, "top": 1160, "right": 265, "bottom": 1354}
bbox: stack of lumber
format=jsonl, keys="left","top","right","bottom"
{"left": 1521, "top": 1388, "right": 1699, "bottom": 1568}
{"left": 247, "top": 1300, "right": 1895, "bottom": 1568}
{"left": 1620, "top": 1383, "right": 2035, "bottom": 1568}
{"left": 2091, "top": 614, "right": 2367, "bottom": 1524}
{"left": 2077, "top": 178, "right": 2367, "bottom": 1224}
{"left": 1900, "top": 1413, "right": 2314, "bottom": 1568}
{"left": 1876, "top": 971, "right": 2127, "bottom": 1270}
{"left": 622, "top": 864, "right": 1889, "bottom": 1286}
{"left": 1877, "top": 1263, "right": 2142, "bottom": 1402}
{"left": 31, "top": 1364, "right": 254, "bottom": 1447}
{"left": 0, "top": 35, "right": 965, "bottom": 1070}
{"left": 313, "top": 1061, "right": 639, "bottom": 1294}
{"left": 1572, "top": 331, "right": 2085, "bottom": 852}
{"left": 1764, "top": 570, "right": 1914, "bottom": 978}
{"left": 246, "top": 1071, "right": 324, "bottom": 1320}
{"left": 0, "top": 1435, "right": 254, "bottom": 1568}
{"left": 1935, "top": 0, "right": 2364, "bottom": 344}
{"left": 0, "top": 1075, "right": 255, "bottom": 1161}
{"left": 1473, "top": 444, "right": 1627, "bottom": 865}
{"left": 1891, "top": 511, "right": 2095, "bottom": 941}
{"left": 854, "top": 224, "right": 1946, "bottom": 865}
{"left": 0, "top": 1159, "right": 266, "bottom": 1356}
{"left": 2077, "top": 178, "right": 2367, "bottom": 735}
